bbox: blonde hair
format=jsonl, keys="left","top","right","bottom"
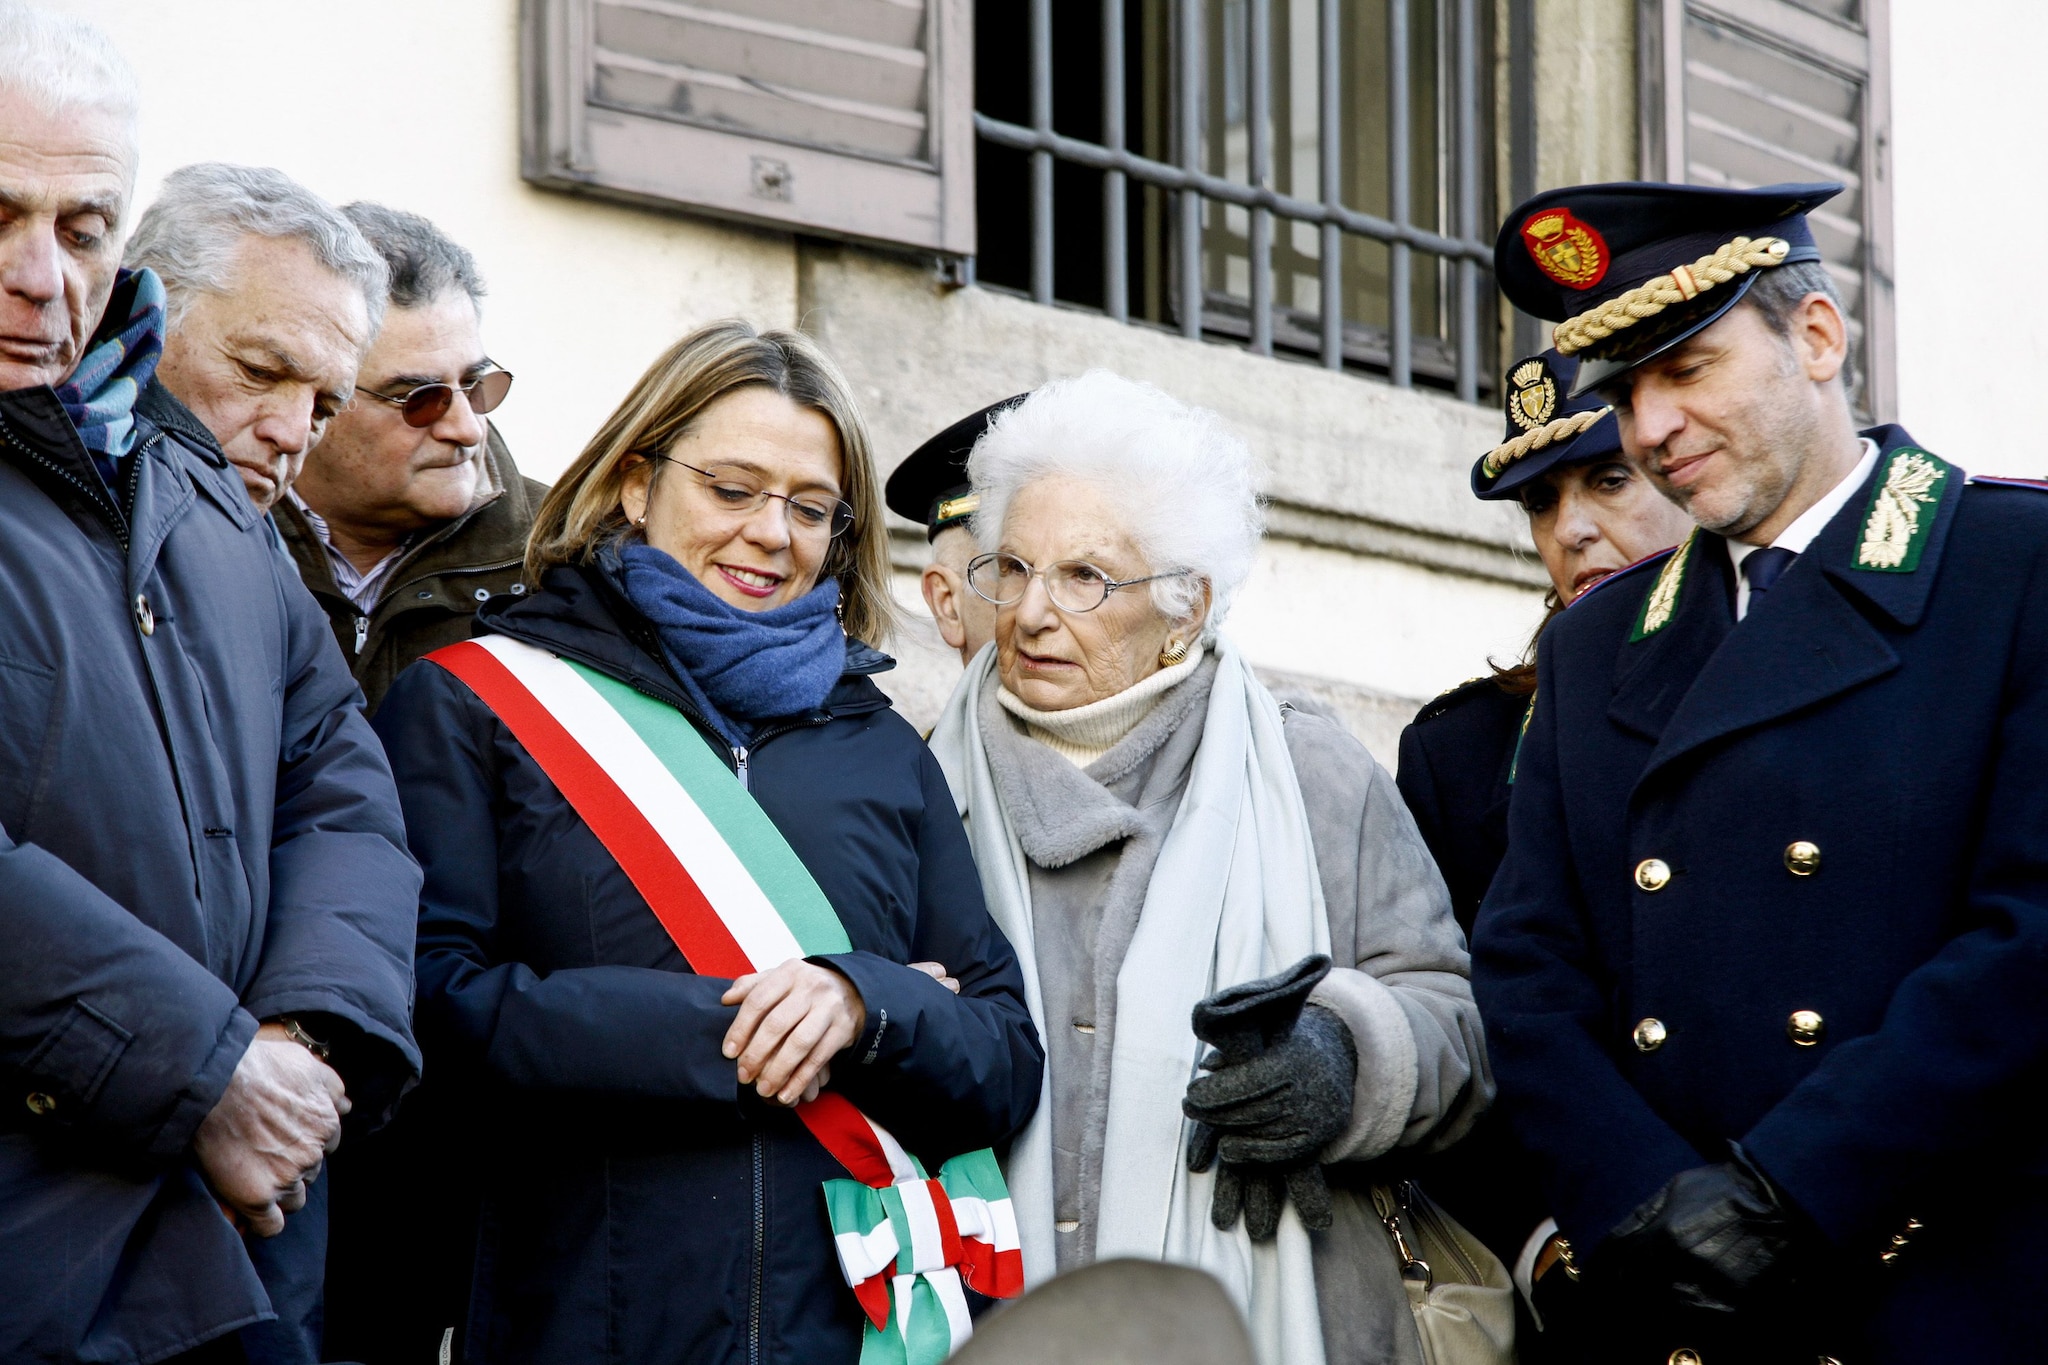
{"left": 527, "top": 320, "right": 896, "bottom": 645}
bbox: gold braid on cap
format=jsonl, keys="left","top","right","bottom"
{"left": 1552, "top": 236, "right": 1792, "bottom": 357}
{"left": 1481, "top": 406, "right": 1613, "bottom": 480}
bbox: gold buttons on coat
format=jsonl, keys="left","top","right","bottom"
{"left": 1669, "top": 1350, "right": 1703, "bottom": 1365}
{"left": 1787, "top": 1010, "right": 1825, "bottom": 1046}
{"left": 1881, "top": 1217, "right": 1924, "bottom": 1268}
{"left": 1633, "top": 1018, "right": 1668, "bottom": 1052}
{"left": 24, "top": 1091, "right": 57, "bottom": 1117}
{"left": 1784, "top": 841, "right": 1822, "bottom": 876}
{"left": 1634, "top": 858, "right": 1672, "bottom": 892}
{"left": 133, "top": 593, "right": 155, "bottom": 636}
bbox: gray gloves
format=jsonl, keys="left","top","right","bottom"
{"left": 1183, "top": 954, "right": 1358, "bottom": 1240}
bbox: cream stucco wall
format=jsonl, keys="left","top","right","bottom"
{"left": 53, "top": 0, "right": 1550, "bottom": 764}
{"left": 1532, "top": 0, "right": 1639, "bottom": 189}
{"left": 1890, "top": 0, "right": 2048, "bottom": 468}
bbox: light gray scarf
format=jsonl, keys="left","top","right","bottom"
{"left": 930, "top": 637, "right": 1330, "bottom": 1365}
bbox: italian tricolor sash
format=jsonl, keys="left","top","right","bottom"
{"left": 428, "top": 635, "right": 1023, "bottom": 1363}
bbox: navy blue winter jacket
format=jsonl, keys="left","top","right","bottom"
{"left": 0, "top": 381, "right": 422, "bottom": 1363}
{"left": 374, "top": 557, "right": 1043, "bottom": 1365}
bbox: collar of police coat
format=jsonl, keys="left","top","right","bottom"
{"left": 1611, "top": 428, "right": 1963, "bottom": 644}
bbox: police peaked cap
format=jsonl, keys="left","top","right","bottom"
{"left": 884, "top": 393, "right": 1030, "bottom": 540}
{"left": 1471, "top": 349, "right": 1623, "bottom": 501}
{"left": 1494, "top": 180, "right": 1843, "bottom": 394}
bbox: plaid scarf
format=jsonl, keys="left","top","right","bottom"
{"left": 54, "top": 267, "right": 166, "bottom": 490}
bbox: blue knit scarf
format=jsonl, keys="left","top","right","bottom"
{"left": 54, "top": 267, "right": 167, "bottom": 490}
{"left": 618, "top": 542, "right": 848, "bottom": 749}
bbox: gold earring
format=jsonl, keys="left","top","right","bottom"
{"left": 1160, "top": 638, "right": 1191, "bottom": 667}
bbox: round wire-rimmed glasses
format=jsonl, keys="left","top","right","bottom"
{"left": 645, "top": 454, "right": 856, "bottom": 540}
{"left": 966, "top": 551, "right": 1189, "bottom": 613}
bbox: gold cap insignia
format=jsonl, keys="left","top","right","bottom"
{"left": 1521, "top": 208, "right": 1610, "bottom": 290}
{"left": 1507, "top": 360, "right": 1557, "bottom": 431}
{"left": 934, "top": 492, "right": 979, "bottom": 524}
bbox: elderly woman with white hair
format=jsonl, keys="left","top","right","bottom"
{"left": 928, "top": 371, "right": 1495, "bottom": 1365}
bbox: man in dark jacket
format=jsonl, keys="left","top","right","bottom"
{"left": 275, "top": 203, "right": 537, "bottom": 714}
{"left": 1475, "top": 180, "right": 2048, "bottom": 1362}
{"left": 0, "top": 10, "right": 422, "bottom": 1362}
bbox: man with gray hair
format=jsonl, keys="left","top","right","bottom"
{"left": 276, "top": 201, "right": 538, "bottom": 713}
{"left": 0, "top": 6, "right": 421, "bottom": 1364}
{"left": 127, "top": 161, "right": 388, "bottom": 513}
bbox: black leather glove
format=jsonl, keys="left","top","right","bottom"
{"left": 1182, "top": 955, "right": 1357, "bottom": 1240}
{"left": 1602, "top": 1143, "right": 1813, "bottom": 1319}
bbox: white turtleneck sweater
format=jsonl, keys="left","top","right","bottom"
{"left": 996, "top": 644, "right": 1208, "bottom": 767}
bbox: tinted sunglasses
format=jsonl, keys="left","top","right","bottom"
{"left": 354, "top": 368, "right": 514, "bottom": 428}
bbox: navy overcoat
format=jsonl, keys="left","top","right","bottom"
{"left": 0, "top": 381, "right": 422, "bottom": 1363}
{"left": 1474, "top": 426, "right": 2048, "bottom": 1362}
{"left": 373, "top": 557, "right": 1044, "bottom": 1365}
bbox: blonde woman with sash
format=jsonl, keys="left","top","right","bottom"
{"left": 926, "top": 372, "right": 1494, "bottom": 1365}
{"left": 372, "top": 321, "right": 1043, "bottom": 1365}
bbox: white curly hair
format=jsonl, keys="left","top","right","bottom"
{"left": 967, "top": 370, "right": 1264, "bottom": 637}
{"left": 0, "top": 3, "right": 139, "bottom": 143}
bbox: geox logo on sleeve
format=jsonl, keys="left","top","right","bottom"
{"left": 1631, "top": 529, "right": 1696, "bottom": 641}
{"left": 1855, "top": 448, "right": 1947, "bottom": 573}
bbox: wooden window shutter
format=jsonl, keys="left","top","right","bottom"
{"left": 1639, "top": 0, "right": 1894, "bottom": 420}
{"left": 523, "top": 0, "right": 974, "bottom": 256}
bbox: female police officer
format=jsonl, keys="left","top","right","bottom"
{"left": 1395, "top": 349, "right": 1689, "bottom": 1359}
{"left": 1398, "top": 348, "right": 1692, "bottom": 934}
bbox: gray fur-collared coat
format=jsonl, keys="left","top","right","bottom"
{"left": 975, "top": 657, "right": 1492, "bottom": 1364}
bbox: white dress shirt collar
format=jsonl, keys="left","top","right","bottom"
{"left": 1728, "top": 437, "right": 1880, "bottom": 619}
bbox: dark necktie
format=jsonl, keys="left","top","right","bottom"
{"left": 1741, "top": 546, "right": 1799, "bottom": 604}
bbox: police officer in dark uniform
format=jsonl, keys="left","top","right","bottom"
{"left": 1400, "top": 351, "right": 1689, "bottom": 1358}
{"left": 1473, "top": 180, "right": 2048, "bottom": 1363}
{"left": 885, "top": 394, "right": 1026, "bottom": 666}
{"left": 1400, "top": 347, "right": 1690, "bottom": 932}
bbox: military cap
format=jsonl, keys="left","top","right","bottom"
{"left": 884, "top": 393, "right": 1029, "bottom": 540}
{"left": 1472, "top": 348, "right": 1622, "bottom": 500}
{"left": 1494, "top": 180, "right": 1842, "bottom": 394}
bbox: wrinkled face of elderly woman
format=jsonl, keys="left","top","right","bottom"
{"left": 621, "top": 385, "right": 846, "bottom": 613}
{"left": 991, "top": 478, "right": 1209, "bottom": 711}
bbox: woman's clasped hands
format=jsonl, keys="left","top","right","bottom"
{"left": 719, "top": 959, "right": 959, "bottom": 1106}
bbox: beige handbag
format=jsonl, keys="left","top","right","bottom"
{"left": 1371, "top": 1181, "right": 1518, "bottom": 1365}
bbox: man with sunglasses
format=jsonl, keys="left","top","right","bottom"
{"left": 276, "top": 202, "right": 539, "bottom": 713}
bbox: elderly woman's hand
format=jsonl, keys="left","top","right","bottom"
{"left": 722, "top": 960, "right": 867, "bottom": 1106}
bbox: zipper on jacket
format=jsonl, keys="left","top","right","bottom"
{"left": 353, "top": 614, "right": 369, "bottom": 655}
{"left": 733, "top": 746, "right": 750, "bottom": 791}
{"left": 0, "top": 412, "right": 143, "bottom": 550}
{"left": 749, "top": 1132, "right": 766, "bottom": 1365}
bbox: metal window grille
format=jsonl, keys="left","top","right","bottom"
{"left": 972, "top": 0, "right": 1498, "bottom": 400}
{"left": 1639, "top": 0, "right": 1894, "bottom": 419}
